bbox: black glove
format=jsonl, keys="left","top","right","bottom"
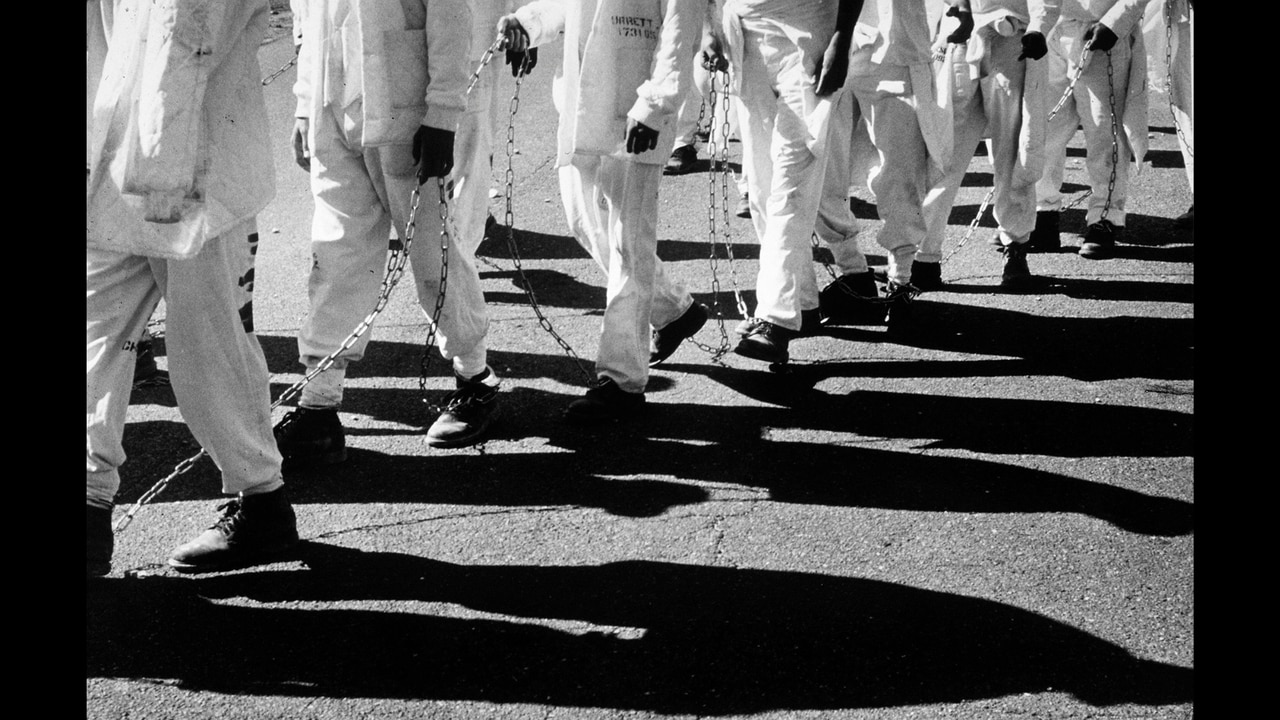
{"left": 412, "top": 125, "right": 455, "bottom": 185}
{"left": 1083, "top": 24, "right": 1119, "bottom": 52}
{"left": 945, "top": 7, "right": 974, "bottom": 44}
{"left": 1019, "top": 31, "right": 1048, "bottom": 60}
{"left": 505, "top": 46, "right": 538, "bottom": 77}
{"left": 624, "top": 119, "right": 659, "bottom": 155}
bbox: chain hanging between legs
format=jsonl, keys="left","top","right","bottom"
{"left": 116, "top": 186, "right": 428, "bottom": 532}
{"left": 496, "top": 52, "right": 596, "bottom": 384}
{"left": 1164, "top": 2, "right": 1192, "bottom": 158}
{"left": 942, "top": 187, "right": 995, "bottom": 266}
{"left": 691, "top": 69, "right": 747, "bottom": 362}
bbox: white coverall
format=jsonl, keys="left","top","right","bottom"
{"left": 86, "top": 0, "right": 283, "bottom": 508}
{"left": 1143, "top": 0, "right": 1191, "bottom": 194}
{"left": 1033, "top": 0, "right": 1148, "bottom": 227}
{"left": 722, "top": 0, "right": 855, "bottom": 332}
{"left": 919, "top": 0, "right": 1061, "bottom": 261}
{"left": 515, "top": 0, "right": 701, "bottom": 394}
{"left": 823, "top": 0, "right": 952, "bottom": 287}
{"left": 291, "top": 0, "right": 478, "bottom": 409}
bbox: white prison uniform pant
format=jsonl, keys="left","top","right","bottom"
{"left": 86, "top": 219, "right": 284, "bottom": 509}
{"left": 298, "top": 99, "right": 490, "bottom": 408}
{"left": 559, "top": 154, "right": 684, "bottom": 394}
{"left": 735, "top": 8, "right": 839, "bottom": 332}
{"left": 703, "top": 78, "right": 749, "bottom": 196}
{"left": 1167, "top": 6, "right": 1192, "bottom": 193}
{"left": 921, "top": 33, "right": 1037, "bottom": 261}
{"left": 848, "top": 65, "right": 931, "bottom": 285}
{"left": 814, "top": 88, "right": 872, "bottom": 278}
{"left": 672, "top": 59, "right": 712, "bottom": 150}
{"left": 1035, "top": 23, "right": 1133, "bottom": 227}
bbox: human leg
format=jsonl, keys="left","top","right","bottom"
{"left": 158, "top": 220, "right": 297, "bottom": 571}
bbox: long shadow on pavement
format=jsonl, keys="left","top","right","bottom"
{"left": 87, "top": 553, "right": 1194, "bottom": 712}
{"left": 817, "top": 301, "right": 1193, "bottom": 382}
{"left": 118, "top": 385, "right": 1193, "bottom": 537}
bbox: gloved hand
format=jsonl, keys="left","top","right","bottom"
{"left": 1083, "top": 23, "right": 1119, "bottom": 52}
{"left": 412, "top": 125, "right": 455, "bottom": 185}
{"left": 624, "top": 118, "right": 659, "bottom": 154}
{"left": 506, "top": 46, "right": 537, "bottom": 77}
{"left": 701, "top": 32, "right": 728, "bottom": 72}
{"left": 1018, "top": 31, "right": 1048, "bottom": 60}
{"left": 945, "top": 7, "right": 974, "bottom": 44}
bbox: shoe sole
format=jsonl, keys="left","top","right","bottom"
{"left": 425, "top": 418, "right": 497, "bottom": 449}
{"left": 1078, "top": 245, "right": 1113, "bottom": 259}
{"left": 733, "top": 341, "right": 788, "bottom": 365}
{"left": 167, "top": 538, "right": 300, "bottom": 574}
{"left": 649, "top": 312, "right": 710, "bottom": 367}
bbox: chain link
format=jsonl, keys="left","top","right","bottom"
{"left": 1101, "top": 50, "right": 1118, "bottom": 220}
{"left": 495, "top": 52, "right": 597, "bottom": 384}
{"left": 942, "top": 187, "right": 995, "bottom": 265}
{"left": 261, "top": 55, "right": 298, "bottom": 86}
{"left": 1046, "top": 32, "right": 1118, "bottom": 222}
{"left": 117, "top": 45, "right": 512, "bottom": 530}
{"left": 688, "top": 69, "right": 744, "bottom": 362}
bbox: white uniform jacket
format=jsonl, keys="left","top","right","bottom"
{"left": 848, "top": 0, "right": 953, "bottom": 179}
{"left": 944, "top": 0, "right": 1062, "bottom": 182}
{"left": 514, "top": 0, "right": 704, "bottom": 167}
{"left": 292, "top": 0, "right": 473, "bottom": 147}
{"left": 87, "top": 0, "right": 275, "bottom": 260}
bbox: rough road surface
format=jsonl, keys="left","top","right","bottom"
{"left": 88, "top": 10, "right": 1194, "bottom": 720}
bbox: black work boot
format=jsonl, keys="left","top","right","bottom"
{"left": 733, "top": 318, "right": 798, "bottom": 364}
{"left": 909, "top": 261, "right": 943, "bottom": 292}
{"left": 565, "top": 377, "right": 646, "bottom": 422}
{"left": 884, "top": 280, "right": 921, "bottom": 334}
{"left": 650, "top": 302, "right": 709, "bottom": 367}
{"left": 274, "top": 407, "right": 346, "bottom": 470}
{"left": 1027, "top": 210, "right": 1061, "bottom": 253}
{"left": 819, "top": 270, "right": 886, "bottom": 326}
{"left": 1079, "top": 219, "right": 1123, "bottom": 260}
{"left": 167, "top": 488, "right": 300, "bottom": 573}
{"left": 1000, "top": 242, "right": 1033, "bottom": 290}
{"left": 426, "top": 369, "right": 501, "bottom": 448}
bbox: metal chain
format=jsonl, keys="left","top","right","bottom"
{"left": 115, "top": 184, "right": 433, "bottom": 532}
{"left": 942, "top": 187, "right": 995, "bottom": 265}
{"left": 1164, "top": 0, "right": 1192, "bottom": 158}
{"left": 498, "top": 52, "right": 596, "bottom": 384}
{"left": 1046, "top": 48, "right": 1089, "bottom": 122}
{"left": 1101, "top": 50, "right": 1118, "bottom": 220}
{"left": 689, "top": 69, "right": 739, "bottom": 362}
{"left": 1046, "top": 32, "right": 1118, "bottom": 222}
{"left": 261, "top": 55, "right": 298, "bottom": 86}
{"left": 417, "top": 34, "right": 509, "bottom": 408}
{"left": 417, "top": 179, "right": 457, "bottom": 412}
{"left": 116, "top": 42, "right": 516, "bottom": 530}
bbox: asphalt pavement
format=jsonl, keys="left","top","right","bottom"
{"left": 87, "top": 21, "right": 1194, "bottom": 720}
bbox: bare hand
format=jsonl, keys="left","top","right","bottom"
{"left": 497, "top": 15, "right": 528, "bottom": 52}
